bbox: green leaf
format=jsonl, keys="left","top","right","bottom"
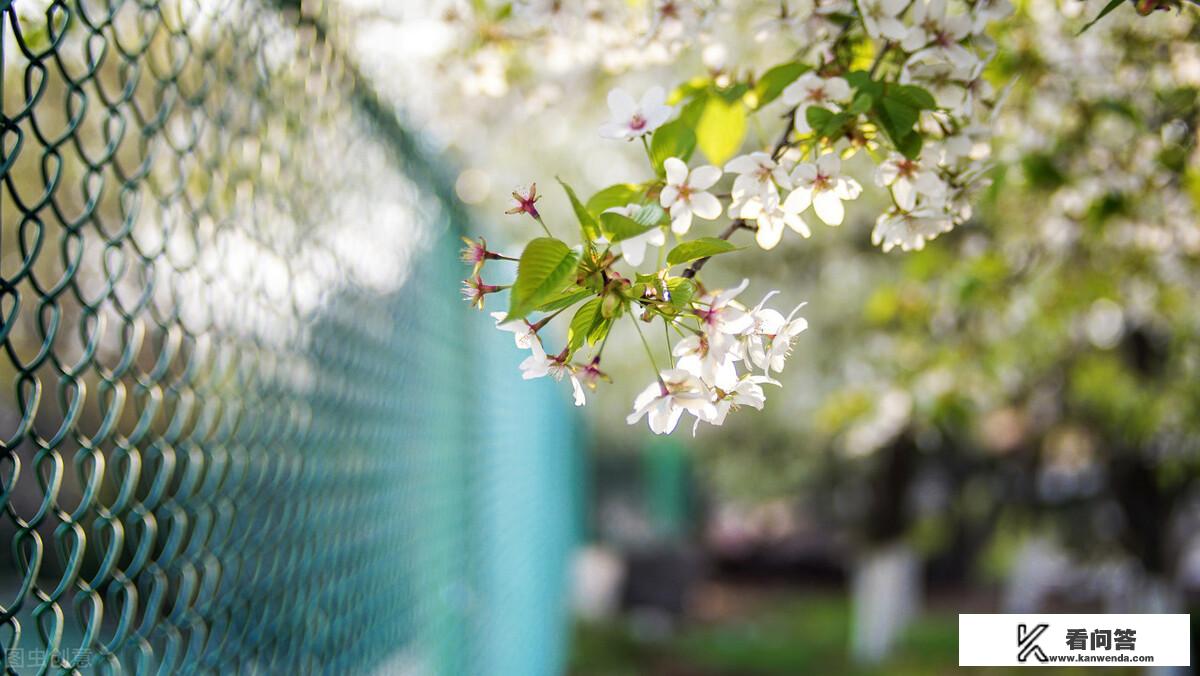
{"left": 568, "top": 298, "right": 603, "bottom": 352}
{"left": 588, "top": 316, "right": 614, "bottom": 346}
{"left": 751, "top": 62, "right": 809, "bottom": 109}
{"left": 507, "top": 238, "right": 580, "bottom": 320}
{"left": 666, "top": 277, "right": 697, "bottom": 310}
{"left": 586, "top": 183, "right": 645, "bottom": 215}
{"left": 671, "top": 77, "right": 712, "bottom": 105}
{"left": 1078, "top": 0, "right": 1127, "bottom": 33}
{"left": 889, "top": 84, "right": 937, "bottom": 111}
{"left": 894, "top": 132, "right": 923, "bottom": 160}
{"left": 876, "top": 96, "right": 922, "bottom": 149}
{"left": 713, "top": 82, "right": 750, "bottom": 103}
{"left": 847, "top": 92, "right": 874, "bottom": 116}
{"left": 632, "top": 203, "right": 667, "bottom": 227}
{"left": 665, "top": 238, "right": 740, "bottom": 266}
{"left": 806, "top": 107, "right": 852, "bottom": 140}
{"left": 537, "top": 287, "right": 593, "bottom": 312}
{"left": 599, "top": 212, "right": 655, "bottom": 243}
{"left": 845, "top": 71, "right": 883, "bottom": 98}
{"left": 557, "top": 178, "right": 600, "bottom": 240}
{"left": 679, "top": 93, "right": 708, "bottom": 127}
{"left": 649, "top": 119, "right": 697, "bottom": 175}
{"left": 694, "top": 94, "right": 747, "bottom": 166}
{"left": 806, "top": 106, "right": 835, "bottom": 132}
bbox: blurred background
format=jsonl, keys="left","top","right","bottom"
{"left": 1, "top": 0, "right": 1199, "bottom": 674}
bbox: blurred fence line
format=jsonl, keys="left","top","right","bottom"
{"left": 0, "top": 0, "right": 580, "bottom": 673}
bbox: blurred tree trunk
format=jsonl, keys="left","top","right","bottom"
{"left": 1108, "top": 451, "right": 1191, "bottom": 676}
{"left": 850, "top": 433, "right": 920, "bottom": 664}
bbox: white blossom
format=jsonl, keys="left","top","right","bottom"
{"left": 599, "top": 86, "right": 673, "bottom": 140}
{"left": 660, "top": 157, "right": 723, "bottom": 234}
{"left": 741, "top": 192, "right": 812, "bottom": 250}
{"left": 674, "top": 334, "right": 739, "bottom": 391}
{"left": 859, "top": 0, "right": 909, "bottom": 41}
{"left": 491, "top": 312, "right": 538, "bottom": 349}
{"left": 970, "top": 0, "right": 1013, "bottom": 33}
{"left": 695, "top": 375, "right": 780, "bottom": 432}
{"left": 781, "top": 72, "right": 852, "bottom": 134}
{"left": 519, "top": 340, "right": 570, "bottom": 380}
{"left": 626, "top": 369, "right": 717, "bottom": 434}
{"left": 604, "top": 203, "right": 666, "bottom": 266}
{"left": 871, "top": 206, "right": 954, "bottom": 252}
{"left": 901, "top": 0, "right": 975, "bottom": 69}
{"left": 901, "top": 55, "right": 970, "bottom": 113}
{"left": 694, "top": 278, "right": 755, "bottom": 336}
{"left": 785, "top": 152, "right": 863, "bottom": 226}
{"left": 875, "top": 151, "right": 947, "bottom": 211}
{"left": 746, "top": 303, "right": 808, "bottom": 374}
{"left": 725, "top": 152, "right": 791, "bottom": 211}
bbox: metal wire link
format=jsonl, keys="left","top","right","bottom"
{"left": 0, "top": 0, "right": 525, "bottom": 673}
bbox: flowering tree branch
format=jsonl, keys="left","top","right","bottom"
{"left": 457, "top": 0, "right": 1197, "bottom": 435}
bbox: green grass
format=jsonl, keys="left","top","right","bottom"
{"left": 569, "top": 591, "right": 1138, "bottom": 676}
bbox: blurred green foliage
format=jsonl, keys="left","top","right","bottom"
{"left": 569, "top": 592, "right": 1141, "bottom": 676}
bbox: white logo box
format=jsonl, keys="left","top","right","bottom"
{"left": 959, "top": 614, "right": 1191, "bottom": 667}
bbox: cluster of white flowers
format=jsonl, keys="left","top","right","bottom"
{"left": 497, "top": 312, "right": 611, "bottom": 407}
{"left": 866, "top": 0, "right": 1009, "bottom": 251}
{"left": 994, "top": 1, "right": 1200, "bottom": 258}
{"left": 724, "top": 150, "right": 864, "bottom": 250}
{"left": 628, "top": 280, "right": 808, "bottom": 434}
{"left": 587, "top": 0, "right": 1009, "bottom": 256}
{"left": 455, "top": 0, "right": 1042, "bottom": 434}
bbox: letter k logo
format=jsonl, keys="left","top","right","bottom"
{"left": 1017, "top": 623, "right": 1049, "bottom": 663}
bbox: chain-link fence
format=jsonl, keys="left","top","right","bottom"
{"left": 0, "top": 1, "right": 580, "bottom": 673}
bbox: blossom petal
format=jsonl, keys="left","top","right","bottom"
{"left": 621, "top": 235, "right": 648, "bottom": 266}
{"left": 836, "top": 177, "right": 863, "bottom": 200}
{"left": 816, "top": 152, "right": 841, "bottom": 176}
{"left": 649, "top": 400, "right": 683, "bottom": 434}
{"left": 600, "top": 122, "right": 633, "bottom": 139}
{"left": 724, "top": 153, "right": 761, "bottom": 174}
{"left": 671, "top": 207, "right": 694, "bottom": 235}
{"left": 783, "top": 186, "right": 812, "bottom": 214}
{"left": 688, "top": 165, "right": 722, "bottom": 190}
{"left": 793, "top": 105, "right": 812, "bottom": 134}
{"left": 640, "top": 86, "right": 666, "bottom": 110}
{"left": 825, "top": 77, "right": 851, "bottom": 101}
{"left": 659, "top": 185, "right": 680, "bottom": 208}
{"left": 571, "top": 376, "right": 586, "bottom": 406}
{"left": 664, "top": 157, "right": 689, "bottom": 186}
{"left": 755, "top": 218, "right": 784, "bottom": 250}
{"left": 785, "top": 211, "right": 812, "bottom": 238}
{"left": 892, "top": 178, "right": 917, "bottom": 211}
{"left": 607, "top": 88, "right": 637, "bottom": 119}
{"left": 813, "top": 190, "right": 845, "bottom": 225}
{"left": 780, "top": 80, "right": 804, "bottom": 106}
{"left": 688, "top": 191, "right": 723, "bottom": 220}
{"left": 791, "top": 163, "right": 818, "bottom": 185}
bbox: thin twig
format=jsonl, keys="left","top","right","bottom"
{"left": 869, "top": 41, "right": 892, "bottom": 78}
{"left": 681, "top": 106, "right": 798, "bottom": 279}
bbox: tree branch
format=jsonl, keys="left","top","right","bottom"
{"left": 681, "top": 107, "right": 798, "bottom": 280}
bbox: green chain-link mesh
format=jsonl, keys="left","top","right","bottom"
{"left": 0, "top": 1, "right": 580, "bottom": 673}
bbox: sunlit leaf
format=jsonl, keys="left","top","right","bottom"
{"left": 586, "top": 183, "right": 645, "bottom": 215}
{"left": 695, "top": 94, "right": 747, "bottom": 166}
{"left": 650, "top": 119, "right": 697, "bottom": 175}
{"left": 666, "top": 238, "right": 740, "bottom": 266}
{"left": 557, "top": 178, "right": 600, "bottom": 240}
{"left": 568, "top": 297, "right": 603, "bottom": 352}
{"left": 599, "top": 212, "right": 656, "bottom": 243}
{"left": 507, "top": 237, "right": 580, "bottom": 320}
{"left": 751, "top": 62, "right": 808, "bottom": 110}
{"left": 1078, "top": 0, "right": 1127, "bottom": 33}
